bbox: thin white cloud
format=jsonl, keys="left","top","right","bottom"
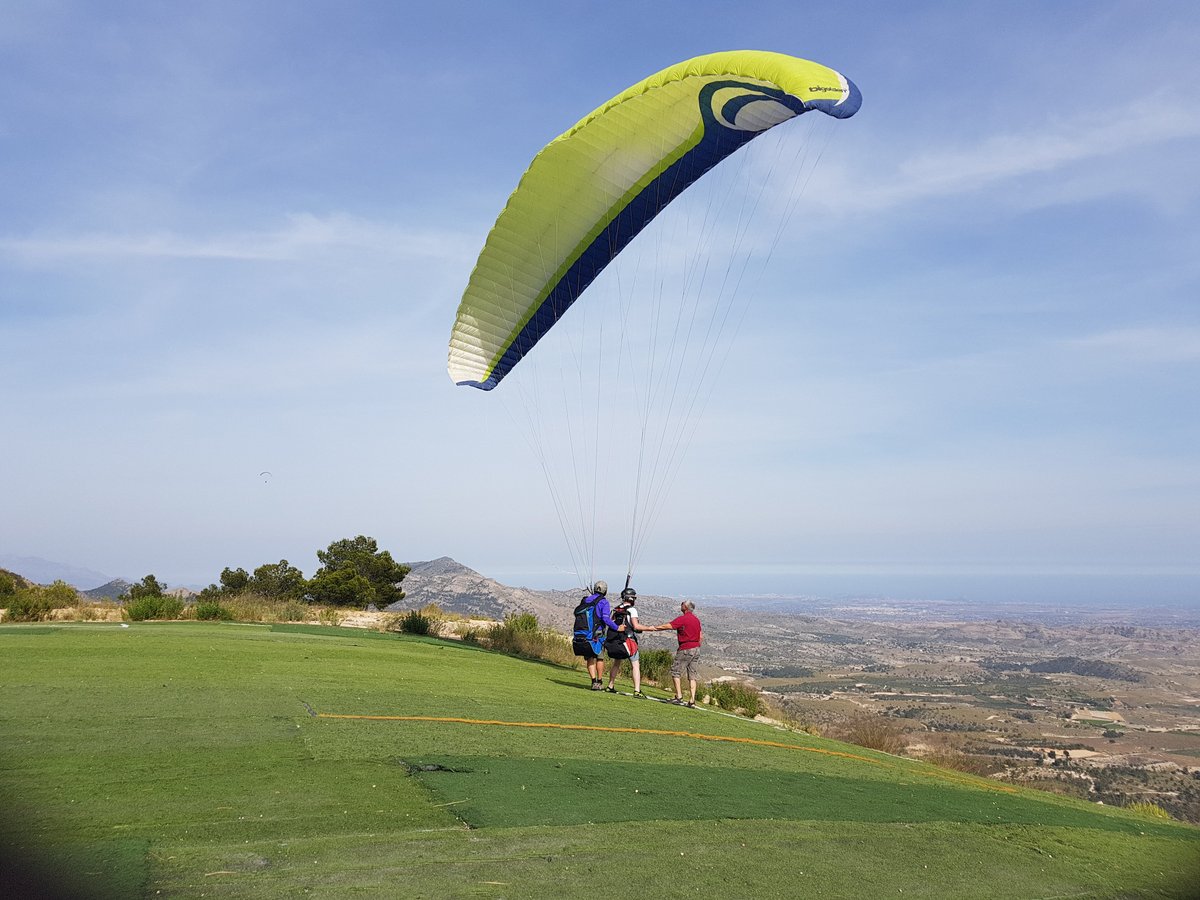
{"left": 0, "top": 213, "right": 476, "bottom": 265}
{"left": 1065, "top": 325, "right": 1200, "bottom": 363}
{"left": 810, "top": 94, "right": 1200, "bottom": 213}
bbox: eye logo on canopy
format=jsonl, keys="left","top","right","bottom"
{"left": 709, "top": 84, "right": 804, "bottom": 132}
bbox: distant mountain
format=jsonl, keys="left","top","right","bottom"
{"left": 395, "top": 557, "right": 677, "bottom": 631}
{"left": 408, "top": 557, "right": 478, "bottom": 578}
{"left": 395, "top": 557, "right": 576, "bottom": 628}
{"left": 0, "top": 555, "right": 114, "bottom": 590}
{"left": 84, "top": 579, "right": 133, "bottom": 601}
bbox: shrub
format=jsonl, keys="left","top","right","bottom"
{"left": 307, "top": 567, "right": 376, "bottom": 608}
{"left": 223, "top": 592, "right": 272, "bottom": 622}
{"left": 69, "top": 600, "right": 119, "bottom": 622}
{"left": 189, "top": 593, "right": 311, "bottom": 624}
{"left": 484, "top": 620, "right": 578, "bottom": 667}
{"left": 705, "top": 680, "right": 764, "bottom": 717}
{"left": 43, "top": 580, "right": 79, "bottom": 608}
{"left": 124, "top": 575, "right": 168, "bottom": 602}
{"left": 504, "top": 612, "right": 540, "bottom": 634}
{"left": 195, "top": 601, "right": 234, "bottom": 621}
{"left": 125, "top": 595, "right": 185, "bottom": 622}
{"left": 317, "top": 606, "right": 344, "bottom": 627}
{"left": 249, "top": 559, "right": 307, "bottom": 599}
{"left": 833, "top": 713, "right": 907, "bottom": 755}
{"left": 920, "top": 739, "right": 997, "bottom": 776}
{"left": 1126, "top": 801, "right": 1173, "bottom": 820}
{"left": 5, "top": 580, "right": 80, "bottom": 622}
{"left": 639, "top": 649, "right": 675, "bottom": 686}
{"left": 274, "top": 598, "right": 311, "bottom": 623}
{"left": 5, "top": 587, "right": 56, "bottom": 622}
{"left": 397, "top": 609, "right": 440, "bottom": 636}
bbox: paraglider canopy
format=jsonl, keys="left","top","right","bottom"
{"left": 447, "top": 50, "right": 861, "bottom": 391}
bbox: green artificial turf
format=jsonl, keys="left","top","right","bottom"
{"left": 1, "top": 621, "right": 1196, "bottom": 898}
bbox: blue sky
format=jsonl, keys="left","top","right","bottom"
{"left": 2, "top": 1, "right": 1197, "bottom": 602}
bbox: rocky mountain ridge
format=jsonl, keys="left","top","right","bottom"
{"left": 394, "top": 557, "right": 680, "bottom": 632}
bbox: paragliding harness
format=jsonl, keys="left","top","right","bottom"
{"left": 603, "top": 602, "right": 638, "bottom": 660}
{"left": 572, "top": 592, "right": 605, "bottom": 658}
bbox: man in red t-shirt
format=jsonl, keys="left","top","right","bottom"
{"left": 647, "top": 600, "right": 702, "bottom": 707}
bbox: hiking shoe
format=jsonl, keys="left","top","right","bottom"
{"left": 668, "top": 698, "right": 684, "bottom": 705}
{"left": 685, "top": 702, "right": 697, "bottom": 708}
{"left": 633, "top": 691, "right": 647, "bottom": 699}
{"left": 604, "top": 686, "right": 617, "bottom": 693}
{"left": 591, "top": 681, "right": 603, "bottom": 691}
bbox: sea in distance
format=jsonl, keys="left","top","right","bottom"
{"left": 487, "top": 563, "right": 1200, "bottom": 627}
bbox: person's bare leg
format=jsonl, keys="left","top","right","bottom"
{"left": 607, "top": 659, "right": 621, "bottom": 690}
{"left": 632, "top": 658, "right": 641, "bottom": 693}
{"left": 672, "top": 675, "right": 682, "bottom": 700}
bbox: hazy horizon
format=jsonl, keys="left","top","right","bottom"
{"left": 6, "top": 552, "right": 1195, "bottom": 615}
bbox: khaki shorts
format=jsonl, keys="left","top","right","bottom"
{"left": 670, "top": 647, "right": 700, "bottom": 680}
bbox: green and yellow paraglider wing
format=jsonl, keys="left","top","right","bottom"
{"left": 447, "top": 50, "right": 861, "bottom": 391}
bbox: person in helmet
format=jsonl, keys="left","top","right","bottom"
{"left": 605, "top": 586, "right": 646, "bottom": 697}
{"left": 573, "top": 580, "right": 622, "bottom": 690}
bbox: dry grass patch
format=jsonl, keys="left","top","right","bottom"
{"left": 832, "top": 713, "right": 908, "bottom": 755}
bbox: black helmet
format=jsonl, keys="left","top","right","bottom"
{"left": 620, "top": 587, "right": 637, "bottom": 602}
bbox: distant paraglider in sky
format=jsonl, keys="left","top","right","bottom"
{"left": 447, "top": 50, "right": 861, "bottom": 589}
{"left": 259, "top": 471, "right": 272, "bottom": 484}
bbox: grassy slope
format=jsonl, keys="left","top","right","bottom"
{"left": 0, "top": 622, "right": 1195, "bottom": 899}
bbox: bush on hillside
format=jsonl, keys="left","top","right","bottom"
{"left": 125, "top": 594, "right": 185, "bottom": 622}
{"left": 123, "top": 575, "right": 168, "bottom": 602}
{"left": 503, "top": 612, "right": 540, "bottom": 634}
{"left": 68, "top": 599, "right": 120, "bottom": 622}
{"left": 1126, "top": 801, "right": 1173, "bottom": 820}
{"left": 220, "top": 592, "right": 271, "bottom": 621}
{"left": 396, "top": 608, "right": 441, "bottom": 636}
{"left": 195, "top": 600, "right": 234, "bottom": 621}
{"left": 218, "top": 593, "right": 311, "bottom": 623}
{"left": 639, "top": 649, "right": 675, "bottom": 687}
{"left": 833, "top": 713, "right": 907, "bottom": 755}
{"left": 4, "top": 581, "right": 78, "bottom": 622}
{"left": 705, "top": 680, "right": 764, "bottom": 717}
{"left": 249, "top": 560, "right": 307, "bottom": 599}
{"left": 275, "top": 598, "right": 311, "bottom": 622}
{"left": 43, "top": 580, "right": 80, "bottom": 607}
{"left": 317, "top": 606, "right": 344, "bottom": 626}
{"left": 484, "top": 616, "right": 578, "bottom": 667}
{"left": 919, "top": 738, "right": 998, "bottom": 776}
{"left": 0, "top": 570, "right": 19, "bottom": 597}
{"left": 5, "top": 587, "right": 56, "bottom": 622}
